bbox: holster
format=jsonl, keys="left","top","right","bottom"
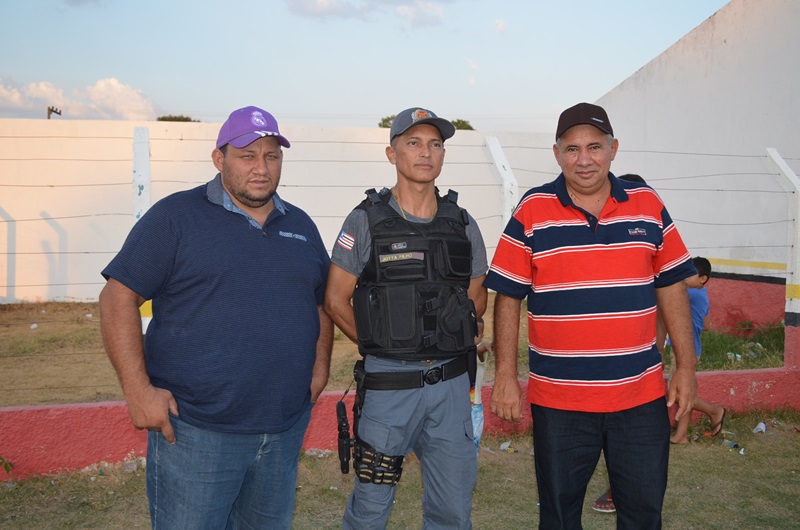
{"left": 467, "top": 346, "right": 477, "bottom": 388}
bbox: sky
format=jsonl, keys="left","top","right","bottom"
{"left": 0, "top": 0, "right": 731, "bottom": 133}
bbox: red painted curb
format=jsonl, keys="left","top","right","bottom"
{"left": 2, "top": 307, "right": 797, "bottom": 480}
{"left": 3, "top": 364, "right": 798, "bottom": 480}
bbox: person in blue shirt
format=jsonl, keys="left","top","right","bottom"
{"left": 670, "top": 256, "right": 726, "bottom": 444}
{"left": 99, "top": 106, "right": 333, "bottom": 529}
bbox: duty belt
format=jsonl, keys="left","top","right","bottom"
{"left": 362, "top": 355, "right": 468, "bottom": 391}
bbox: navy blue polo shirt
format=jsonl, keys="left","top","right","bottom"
{"left": 102, "top": 175, "right": 330, "bottom": 434}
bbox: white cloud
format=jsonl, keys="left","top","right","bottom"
{"left": 63, "top": 0, "right": 105, "bottom": 6}
{"left": 79, "top": 78, "right": 155, "bottom": 120}
{"left": 284, "top": 0, "right": 448, "bottom": 25}
{"left": 0, "top": 83, "right": 25, "bottom": 109}
{"left": 465, "top": 57, "right": 478, "bottom": 87}
{"left": 395, "top": 2, "right": 443, "bottom": 26}
{"left": 285, "top": 0, "right": 367, "bottom": 18}
{"left": 494, "top": 19, "right": 507, "bottom": 33}
{"left": 0, "top": 77, "right": 155, "bottom": 120}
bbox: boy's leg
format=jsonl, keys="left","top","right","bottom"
{"left": 671, "top": 413, "right": 691, "bottom": 444}
{"left": 695, "top": 399, "right": 726, "bottom": 435}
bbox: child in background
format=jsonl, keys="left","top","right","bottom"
{"left": 670, "top": 257, "right": 727, "bottom": 443}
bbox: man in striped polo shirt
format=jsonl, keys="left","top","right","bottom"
{"left": 485, "top": 102, "right": 698, "bottom": 529}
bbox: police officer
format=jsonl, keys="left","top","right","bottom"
{"left": 325, "top": 107, "right": 488, "bottom": 529}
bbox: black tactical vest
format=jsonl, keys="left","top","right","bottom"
{"left": 352, "top": 188, "right": 478, "bottom": 360}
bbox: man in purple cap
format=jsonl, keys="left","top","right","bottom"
{"left": 325, "top": 107, "right": 488, "bottom": 528}
{"left": 100, "top": 105, "right": 332, "bottom": 529}
{"left": 486, "top": 102, "right": 698, "bottom": 528}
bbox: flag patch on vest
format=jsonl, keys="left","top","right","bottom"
{"left": 337, "top": 231, "right": 355, "bottom": 250}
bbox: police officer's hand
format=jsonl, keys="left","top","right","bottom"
{"left": 125, "top": 383, "right": 179, "bottom": 444}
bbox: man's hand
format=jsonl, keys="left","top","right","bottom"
{"left": 491, "top": 293, "right": 524, "bottom": 423}
{"left": 310, "top": 371, "right": 329, "bottom": 404}
{"left": 310, "top": 305, "right": 334, "bottom": 404}
{"left": 126, "top": 384, "right": 179, "bottom": 444}
{"left": 656, "top": 281, "right": 698, "bottom": 421}
{"left": 100, "top": 278, "right": 178, "bottom": 443}
{"left": 667, "top": 366, "right": 697, "bottom": 421}
{"left": 490, "top": 373, "right": 523, "bottom": 423}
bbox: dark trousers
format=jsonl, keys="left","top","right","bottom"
{"left": 532, "top": 397, "right": 670, "bottom": 530}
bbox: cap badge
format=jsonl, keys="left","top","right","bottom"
{"left": 412, "top": 109, "right": 431, "bottom": 122}
{"left": 251, "top": 111, "right": 267, "bottom": 127}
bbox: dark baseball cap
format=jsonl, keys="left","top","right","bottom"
{"left": 390, "top": 107, "right": 456, "bottom": 142}
{"left": 555, "top": 102, "right": 614, "bottom": 140}
{"left": 216, "top": 106, "right": 290, "bottom": 149}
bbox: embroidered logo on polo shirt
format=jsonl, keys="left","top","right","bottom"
{"left": 279, "top": 230, "right": 308, "bottom": 242}
{"left": 628, "top": 228, "right": 647, "bottom": 236}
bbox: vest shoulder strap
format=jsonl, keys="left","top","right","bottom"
{"left": 355, "top": 187, "right": 469, "bottom": 227}
{"left": 437, "top": 188, "right": 470, "bottom": 226}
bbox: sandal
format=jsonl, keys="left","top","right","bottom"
{"left": 591, "top": 490, "right": 616, "bottom": 513}
{"left": 709, "top": 408, "right": 727, "bottom": 437}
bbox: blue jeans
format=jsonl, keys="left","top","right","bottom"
{"left": 146, "top": 405, "right": 312, "bottom": 530}
{"left": 531, "top": 398, "right": 670, "bottom": 530}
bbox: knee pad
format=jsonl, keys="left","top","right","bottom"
{"left": 353, "top": 439, "right": 404, "bottom": 486}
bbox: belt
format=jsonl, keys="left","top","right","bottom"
{"left": 362, "top": 355, "right": 468, "bottom": 391}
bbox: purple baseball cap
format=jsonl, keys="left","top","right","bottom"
{"left": 216, "top": 106, "right": 291, "bottom": 149}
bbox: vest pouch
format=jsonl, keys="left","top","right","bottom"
{"left": 436, "top": 240, "right": 472, "bottom": 280}
{"left": 353, "top": 286, "right": 385, "bottom": 350}
{"left": 353, "top": 284, "right": 419, "bottom": 356}
{"left": 385, "top": 284, "right": 417, "bottom": 342}
{"left": 380, "top": 262, "right": 426, "bottom": 281}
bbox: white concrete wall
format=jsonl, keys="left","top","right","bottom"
{"left": 596, "top": 0, "right": 800, "bottom": 279}
{"left": 0, "top": 118, "right": 557, "bottom": 302}
{"left": 4, "top": 0, "right": 797, "bottom": 302}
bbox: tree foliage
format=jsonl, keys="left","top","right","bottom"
{"left": 156, "top": 114, "right": 199, "bottom": 122}
{"left": 450, "top": 119, "right": 474, "bottom": 130}
{"left": 378, "top": 115, "right": 475, "bottom": 131}
{"left": 378, "top": 115, "right": 395, "bottom": 128}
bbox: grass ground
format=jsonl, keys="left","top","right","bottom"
{"left": 3, "top": 410, "right": 799, "bottom": 529}
{"left": 0, "top": 297, "right": 785, "bottom": 407}
{"left": 0, "top": 299, "right": 796, "bottom": 528}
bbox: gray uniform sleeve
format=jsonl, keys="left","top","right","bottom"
{"left": 330, "top": 208, "right": 372, "bottom": 278}
{"left": 465, "top": 211, "right": 489, "bottom": 278}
